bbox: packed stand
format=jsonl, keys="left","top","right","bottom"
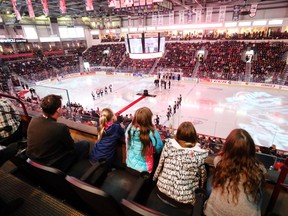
{"left": 156, "top": 42, "right": 199, "bottom": 76}
{"left": 250, "top": 42, "right": 287, "bottom": 83}
{"left": 196, "top": 41, "right": 247, "bottom": 80}
{"left": 101, "top": 44, "right": 126, "bottom": 68}
{"left": 83, "top": 44, "right": 113, "bottom": 66}
{"left": 118, "top": 53, "right": 157, "bottom": 73}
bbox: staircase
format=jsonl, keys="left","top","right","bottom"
{"left": 192, "top": 61, "right": 201, "bottom": 78}
{"left": 245, "top": 62, "right": 252, "bottom": 82}
{"left": 280, "top": 64, "right": 288, "bottom": 85}
{"left": 115, "top": 54, "right": 128, "bottom": 72}
{"left": 149, "top": 57, "right": 161, "bottom": 74}
{"left": 11, "top": 72, "right": 35, "bottom": 87}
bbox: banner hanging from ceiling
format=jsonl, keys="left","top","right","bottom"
{"left": 169, "top": 11, "right": 174, "bottom": 25}
{"left": 26, "top": 0, "right": 35, "bottom": 18}
{"left": 11, "top": 0, "right": 22, "bottom": 20}
{"left": 59, "top": 0, "right": 67, "bottom": 14}
{"left": 152, "top": 14, "right": 157, "bottom": 26}
{"left": 232, "top": 5, "right": 240, "bottom": 21}
{"left": 218, "top": 6, "right": 226, "bottom": 22}
{"left": 86, "top": 0, "right": 94, "bottom": 11}
{"left": 206, "top": 7, "right": 213, "bottom": 23}
{"left": 249, "top": 4, "right": 258, "bottom": 17}
{"left": 179, "top": 10, "right": 185, "bottom": 24}
{"left": 187, "top": 10, "right": 193, "bottom": 23}
{"left": 195, "top": 8, "right": 202, "bottom": 23}
{"left": 158, "top": 13, "right": 163, "bottom": 26}
{"left": 41, "top": 0, "right": 49, "bottom": 16}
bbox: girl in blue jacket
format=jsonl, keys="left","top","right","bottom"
{"left": 126, "top": 107, "right": 163, "bottom": 173}
{"left": 90, "top": 108, "right": 125, "bottom": 166}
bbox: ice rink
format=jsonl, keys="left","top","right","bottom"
{"left": 32, "top": 74, "right": 288, "bottom": 151}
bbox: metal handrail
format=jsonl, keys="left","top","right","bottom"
{"left": 0, "top": 93, "right": 30, "bottom": 124}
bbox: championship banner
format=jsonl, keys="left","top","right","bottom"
{"left": 41, "top": 0, "right": 49, "bottom": 16}
{"left": 249, "top": 4, "right": 258, "bottom": 17}
{"left": 128, "top": 15, "right": 132, "bottom": 27}
{"left": 138, "top": 15, "right": 143, "bottom": 26}
{"left": 158, "top": 13, "right": 163, "bottom": 26}
{"left": 59, "top": 0, "right": 66, "bottom": 14}
{"left": 169, "top": 11, "right": 174, "bottom": 25}
{"left": 179, "top": 10, "right": 185, "bottom": 24}
{"left": 232, "top": 5, "right": 240, "bottom": 21}
{"left": 195, "top": 8, "right": 202, "bottom": 23}
{"left": 86, "top": 0, "right": 93, "bottom": 11}
{"left": 26, "top": 0, "right": 35, "bottom": 18}
{"left": 206, "top": 7, "right": 213, "bottom": 23}
{"left": 187, "top": 10, "right": 193, "bottom": 23}
{"left": 218, "top": 6, "right": 226, "bottom": 22}
{"left": 11, "top": 0, "right": 21, "bottom": 20}
{"left": 109, "top": 16, "right": 113, "bottom": 27}
{"left": 152, "top": 14, "right": 157, "bottom": 26}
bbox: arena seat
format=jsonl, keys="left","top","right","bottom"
{"left": 26, "top": 158, "right": 86, "bottom": 211}
{"left": 66, "top": 175, "right": 125, "bottom": 216}
{"left": 255, "top": 152, "right": 277, "bottom": 170}
{"left": 97, "top": 167, "right": 142, "bottom": 202}
{"left": 9, "top": 149, "right": 42, "bottom": 186}
{"left": 265, "top": 157, "right": 288, "bottom": 216}
{"left": 121, "top": 172, "right": 207, "bottom": 216}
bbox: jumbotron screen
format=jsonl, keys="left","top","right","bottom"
{"left": 125, "top": 32, "right": 165, "bottom": 54}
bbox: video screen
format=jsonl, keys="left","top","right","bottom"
{"left": 144, "top": 37, "right": 158, "bottom": 53}
{"left": 129, "top": 38, "right": 143, "bottom": 54}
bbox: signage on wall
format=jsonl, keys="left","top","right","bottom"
{"left": 0, "top": 38, "right": 28, "bottom": 43}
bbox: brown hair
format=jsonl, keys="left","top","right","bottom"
{"left": 41, "top": 94, "right": 62, "bottom": 117}
{"left": 212, "top": 128, "right": 265, "bottom": 205}
{"left": 129, "top": 107, "right": 155, "bottom": 156}
{"left": 175, "top": 121, "right": 198, "bottom": 147}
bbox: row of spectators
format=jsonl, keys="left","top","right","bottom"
{"left": 99, "top": 30, "right": 288, "bottom": 43}
{"left": 0, "top": 41, "right": 86, "bottom": 56}
{"left": 152, "top": 30, "right": 288, "bottom": 42}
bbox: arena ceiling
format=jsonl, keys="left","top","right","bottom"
{"left": 0, "top": 0, "right": 286, "bottom": 20}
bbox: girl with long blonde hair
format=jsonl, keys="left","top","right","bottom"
{"left": 90, "top": 108, "right": 125, "bottom": 166}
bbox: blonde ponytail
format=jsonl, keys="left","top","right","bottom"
{"left": 97, "top": 108, "right": 115, "bottom": 141}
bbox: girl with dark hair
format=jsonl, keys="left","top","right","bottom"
{"left": 90, "top": 108, "right": 125, "bottom": 165}
{"left": 125, "top": 107, "right": 163, "bottom": 173}
{"left": 204, "top": 128, "right": 266, "bottom": 216}
{"left": 153, "top": 121, "right": 208, "bottom": 208}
